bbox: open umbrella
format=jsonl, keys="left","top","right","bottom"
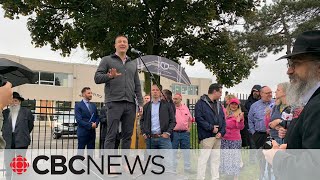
{"left": 136, "top": 55, "right": 191, "bottom": 85}
{"left": 0, "top": 58, "right": 35, "bottom": 87}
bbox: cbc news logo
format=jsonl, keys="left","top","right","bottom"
{"left": 10, "top": 155, "right": 30, "bottom": 175}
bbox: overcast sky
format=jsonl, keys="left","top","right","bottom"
{"left": 0, "top": 8, "right": 289, "bottom": 94}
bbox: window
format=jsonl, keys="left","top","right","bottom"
{"left": 33, "top": 71, "right": 71, "bottom": 87}
{"left": 172, "top": 84, "right": 198, "bottom": 95}
{"left": 55, "top": 73, "right": 68, "bottom": 87}
{"left": 56, "top": 101, "right": 72, "bottom": 112}
{"left": 21, "top": 100, "right": 36, "bottom": 112}
{"left": 32, "top": 72, "right": 39, "bottom": 84}
{"left": 181, "top": 86, "right": 188, "bottom": 95}
{"left": 40, "top": 72, "right": 54, "bottom": 85}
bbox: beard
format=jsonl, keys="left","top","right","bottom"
{"left": 253, "top": 93, "right": 260, "bottom": 100}
{"left": 287, "top": 68, "right": 319, "bottom": 106}
{"left": 9, "top": 104, "right": 21, "bottom": 117}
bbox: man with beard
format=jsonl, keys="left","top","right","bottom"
{"left": 75, "top": 87, "right": 99, "bottom": 151}
{"left": 2, "top": 92, "right": 33, "bottom": 178}
{"left": 263, "top": 30, "right": 320, "bottom": 180}
{"left": 245, "top": 85, "right": 262, "bottom": 111}
{"left": 2, "top": 92, "right": 34, "bottom": 149}
{"left": 245, "top": 85, "right": 261, "bottom": 150}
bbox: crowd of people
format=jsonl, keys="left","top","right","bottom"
{"left": 1, "top": 30, "right": 320, "bottom": 180}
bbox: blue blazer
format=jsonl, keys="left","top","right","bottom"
{"left": 75, "top": 100, "right": 99, "bottom": 137}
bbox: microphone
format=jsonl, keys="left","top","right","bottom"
{"left": 131, "top": 48, "right": 142, "bottom": 54}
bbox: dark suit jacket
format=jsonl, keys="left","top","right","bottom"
{"left": 273, "top": 87, "right": 320, "bottom": 179}
{"left": 140, "top": 100, "right": 176, "bottom": 135}
{"left": 2, "top": 107, "right": 34, "bottom": 149}
{"left": 75, "top": 100, "right": 99, "bottom": 137}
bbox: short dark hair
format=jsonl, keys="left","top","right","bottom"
{"left": 162, "top": 89, "right": 173, "bottom": 100}
{"left": 208, "top": 83, "right": 222, "bottom": 94}
{"left": 81, "top": 87, "right": 91, "bottom": 94}
{"left": 115, "top": 35, "right": 128, "bottom": 42}
{"left": 144, "top": 93, "right": 150, "bottom": 97}
{"left": 152, "top": 83, "right": 162, "bottom": 91}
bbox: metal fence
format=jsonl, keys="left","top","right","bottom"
{"left": 16, "top": 93, "right": 249, "bottom": 150}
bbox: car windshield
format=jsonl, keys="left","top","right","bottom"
{"left": 56, "top": 116, "right": 76, "bottom": 123}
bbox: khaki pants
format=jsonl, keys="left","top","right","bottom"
{"left": 197, "top": 137, "right": 221, "bottom": 180}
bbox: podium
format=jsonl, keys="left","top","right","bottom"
{"left": 130, "top": 114, "right": 146, "bottom": 149}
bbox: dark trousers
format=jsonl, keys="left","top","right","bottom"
{"left": 252, "top": 132, "right": 268, "bottom": 149}
{"left": 5, "top": 134, "right": 28, "bottom": 177}
{"left": 104, "top": 101, "right": 136, "bottom": 149}
{"left": 78, "top": 134, "right": 95, "bottom": 149}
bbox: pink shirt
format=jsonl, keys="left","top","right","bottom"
{"left": 174, "top": 104, "right": 192, "bottom": 131}
{"left": 223, "top": 115, "right": 245, "bottom": 141}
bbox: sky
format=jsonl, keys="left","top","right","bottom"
{"left": 0, "top": 8, "right": 289, "bottom": 94}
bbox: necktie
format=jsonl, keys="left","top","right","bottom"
{"left": 87, "top": 103, "right": 92, "bottom": 114}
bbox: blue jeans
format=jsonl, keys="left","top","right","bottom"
{"left": 145, "top": 137, "right": 173, "bottom": 170}
{"left": 172, "top": 132, "right": 191, "bottom": 171}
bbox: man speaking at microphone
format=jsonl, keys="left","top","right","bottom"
{"left": 94, "top": 35, "right": 143, "bottom": 149}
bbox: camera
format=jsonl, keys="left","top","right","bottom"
{"left": 0, "top": 75, "right": 7, "bottom": 87}
{"left": 263, "top": 136, "right": 274, "bottom": 149}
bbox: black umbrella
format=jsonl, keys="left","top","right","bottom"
{"left": 0, "top": 58, "right": 35, "bottom": 87}
{"left": 136, "top": 55, "right": 191, "bottom": 85}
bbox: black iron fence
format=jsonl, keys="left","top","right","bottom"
{"left": 16, "top": 94, "right": 249, "bottom": 150}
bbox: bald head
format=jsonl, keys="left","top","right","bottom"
{"left": 260, "top": 86, "right": 273, "bottom": 102}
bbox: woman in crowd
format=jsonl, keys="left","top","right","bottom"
{"left": 220, "top": 97, "right": 244, "bottom": 180}
{"left": 267, "top": 82, "right": 290, "bottom": 144}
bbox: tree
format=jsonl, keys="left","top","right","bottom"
{"left": 0, "top": 0, "right": 260, "bottom": 90}
{"left": 238, "top": 0, "right": 320, "bottom": 58}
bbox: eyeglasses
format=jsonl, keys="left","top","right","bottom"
{"left": 287, "top": 59, "right": 315, "bottom": 69}
{"left": 287, "top": 60, "right": 303, "bottom": 69}
{"left": 263, "top": 92, "right": 272, "bottom": 95}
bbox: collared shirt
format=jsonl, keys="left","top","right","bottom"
{"left": 301, "top": 81, "right": 320, "bottom": 106}
{"left": 151, "top": 99, "right": 161, "bottom": 134}
{"left": 174, "top": 104, "right": 192, "bottom": 131}
{"left": 115, "top": 52, "right": 128, "bottom": 64}
{"left": 83, "top": 99, "right": 92, "bottom": 113}
{"left": 248, "top": 99, "right": 275, "bottom": 134}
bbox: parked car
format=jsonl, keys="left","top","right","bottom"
{"left": 52, "top": 115, "right": 77, "bottom": 139}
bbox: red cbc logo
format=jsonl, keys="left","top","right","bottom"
{"left": 10, "top": 155, "right": 30, "bottom": 175}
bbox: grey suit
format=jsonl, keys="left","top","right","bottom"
{"left": 2, "top": 107, "right": 34, "bottom": 149}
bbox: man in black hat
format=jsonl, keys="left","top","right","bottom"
{"left": 2, "top": 92, "right": 34, "bottom": 178}
{"left": 2, "top": 92, "right": 34, "bottom": 149}
{"left": 263, "top": 30, "right": 320, "bottom": 180}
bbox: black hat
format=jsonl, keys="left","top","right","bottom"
{"left": 252, "top": 85, "right": 262, "bottom": 91}
{"left": 13, "top": 92, "right": 25, "bottom": 101}
{"left": 277, "top": 30, "right": 320, "bottom": 60}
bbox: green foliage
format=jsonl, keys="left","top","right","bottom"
{"left": 238, "top": 0, "right": 320, "bottom": 57}
{"left": 0, "top": 0, "right": 260, "bottom": 89}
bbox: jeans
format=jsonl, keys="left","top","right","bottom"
{"left": 172, "top": 132, "right": 191, "bottom": 171}
{"left": 145, "top": 137, "right": 173, "bottom": 170}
